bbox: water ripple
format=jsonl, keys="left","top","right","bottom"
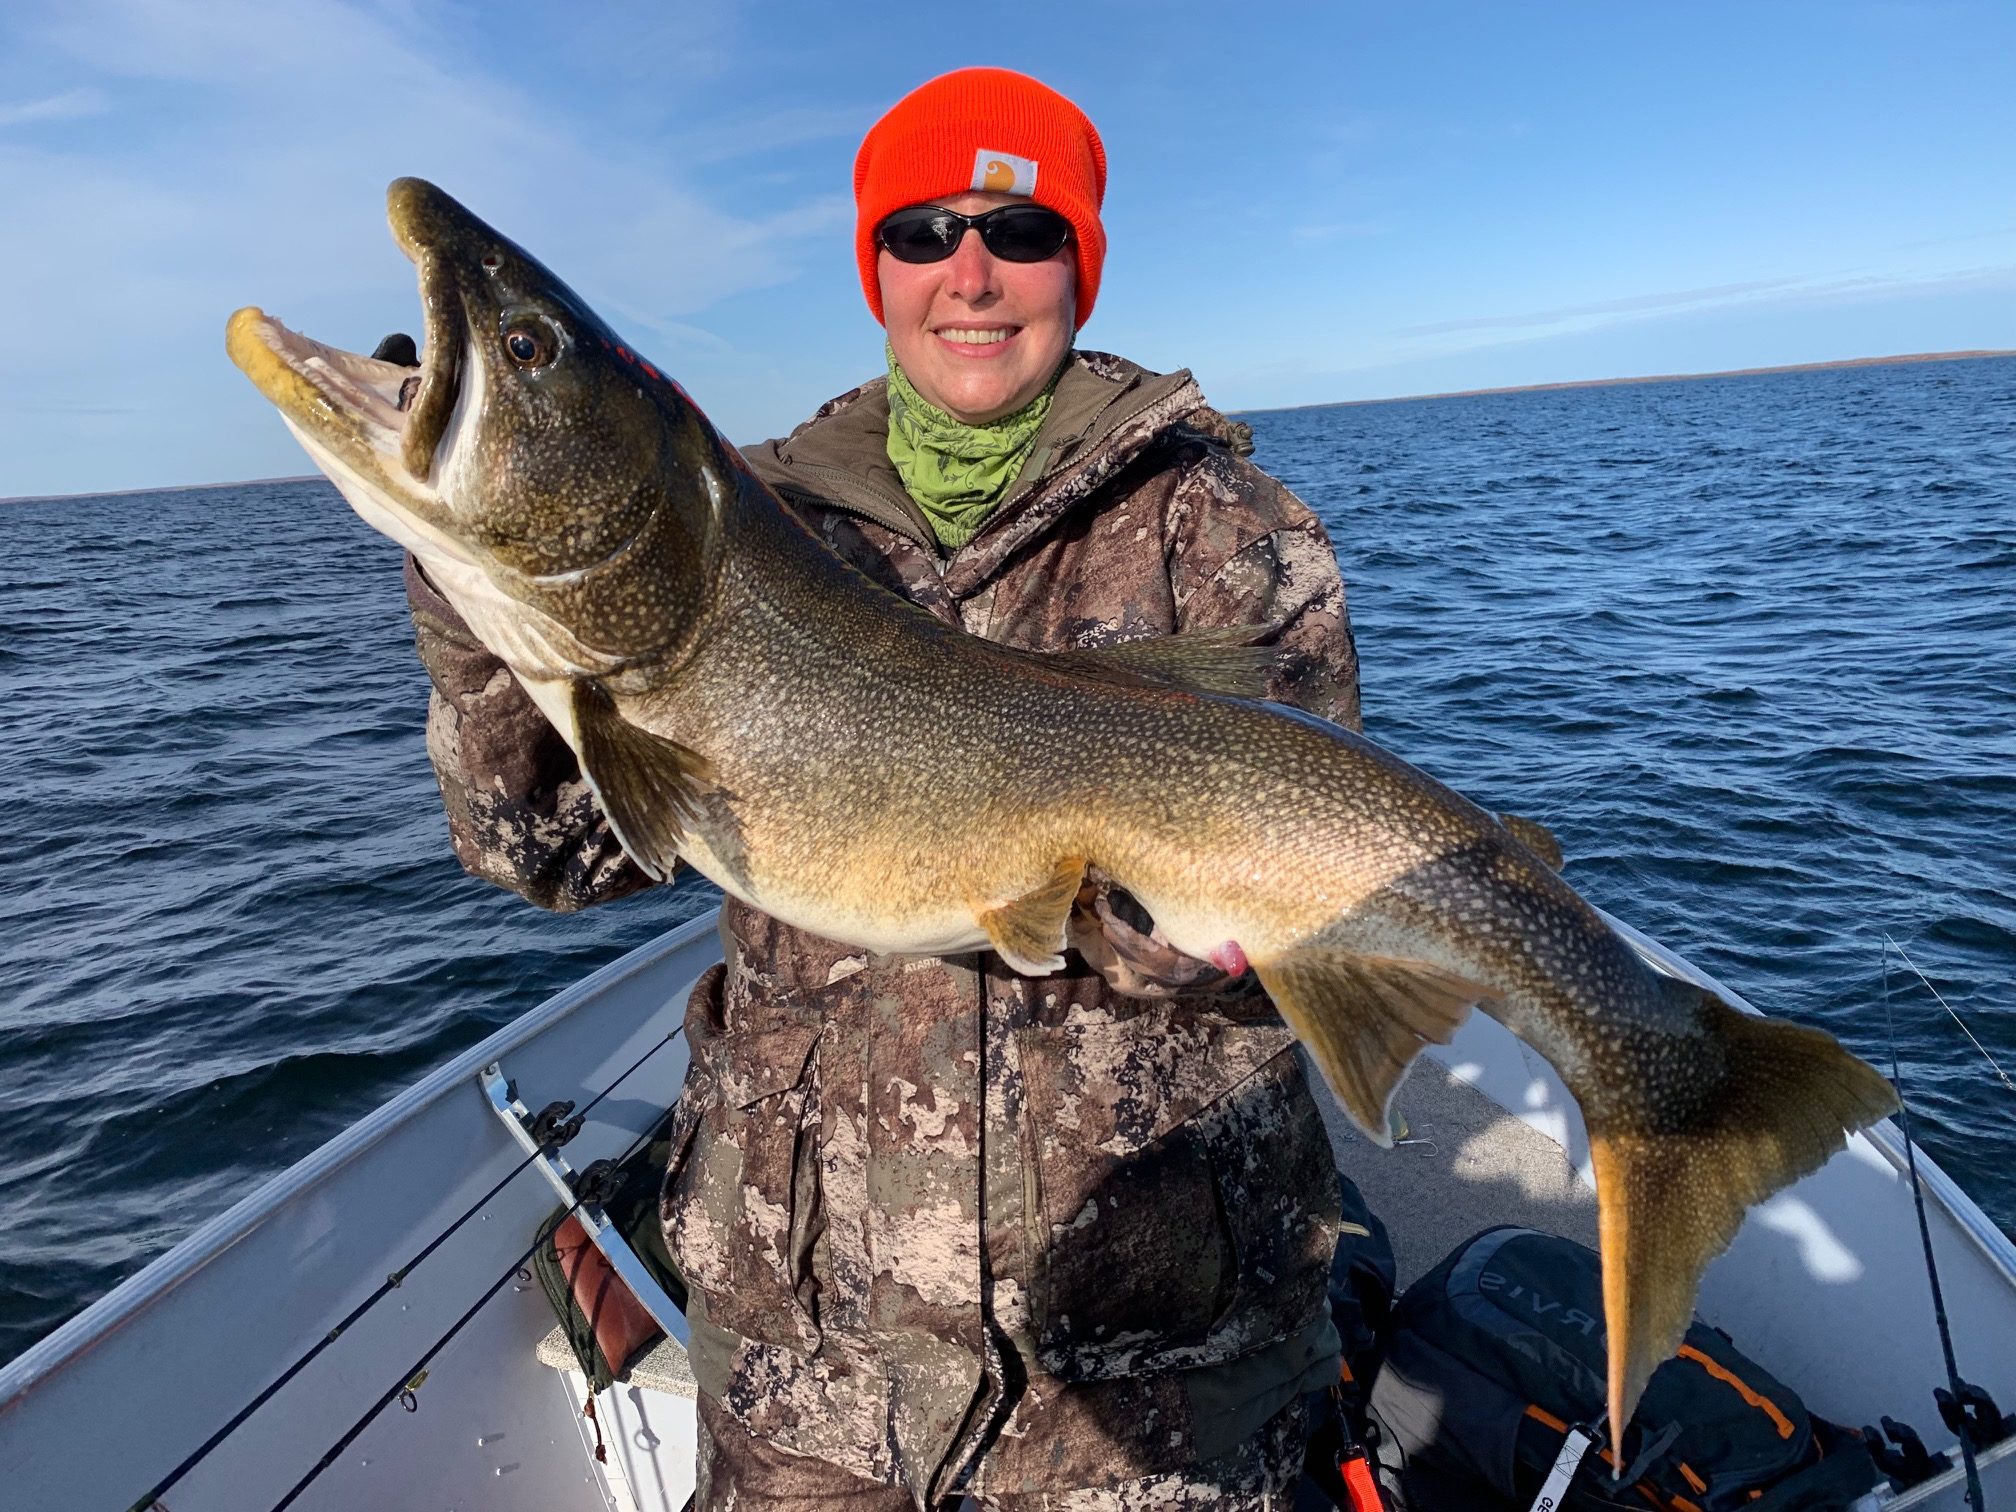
{"left": 1256, "top": 356, "right": 2015, "bottom": 1250}
{"left": 1, "top": 358, "right": 2011, "bottom": 1366}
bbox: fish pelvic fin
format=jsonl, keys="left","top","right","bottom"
{"left": 1049, "top": 626, "right": 1278, "bottom": 700}
{"left": 571, "top": 680, "right": 714, "bottom": 881}
{"left": 1588, "top": 983, "right": 1899, "bottom": 1439}
{"left": 1253, "top": 947, "right": 1485, "bottom": 1145}
{"left": 1498, "top": 812, "right": 1565, "bottom": 871}
{"left": 976, "top": 856, "right": 1088, "bottom": 975}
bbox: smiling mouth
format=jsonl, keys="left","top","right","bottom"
{"left": 935, "top": 326, "right": 1017, "bottom": 347}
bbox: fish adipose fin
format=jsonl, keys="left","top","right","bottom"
{"left": 1498, "top": 812, "right": 1565, "bottom": 871}
{"left": 976, "top": 856, "right": 1088, "bottom": 975}
{"left": 1253, "top": 947, "right": 1486, "bottom": 1143}
{"left": 1587, "top": 981, "right": 1899, "bottom": 1439}
{"left": 571, "top": 680, "right": 715, "bottom": 881}
{"left": 1051, "top": 627, "right": 1278, "bottom": 699}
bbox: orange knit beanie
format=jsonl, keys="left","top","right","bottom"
{"left": 854, "top": 68, "right": 1108, "bottom": 328}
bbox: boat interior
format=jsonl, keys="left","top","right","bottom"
{"left": 1, "top": 909, "right": 2012, "bottom": 1510}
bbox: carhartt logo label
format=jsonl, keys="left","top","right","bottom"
{"left": 972, "top": 149, "right": 1037, "bottom": 195}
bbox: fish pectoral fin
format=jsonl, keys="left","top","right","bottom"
{"left": 571, "top": 680, "right": 714, "bottom": 882}
{"left": 1254, "top": 947, "right": 1487, "bottom": 1144}
{"left": 975, "top": 856, "right": 1088, "bottom": 976}
{"left": 1587, "top": 981, "right": 1899, "bottom": 1437}
{"left": 1498, "top": 811, "right": 1565, "bottom": 871}
{"left": 1052, "top": 626, "right": 1278, "bottom": 699}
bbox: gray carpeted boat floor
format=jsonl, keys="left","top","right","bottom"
{"left": 1318, "top": 1051, "right": 1597, "bottom": 1287}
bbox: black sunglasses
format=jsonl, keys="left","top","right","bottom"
{"left": 875, "top": 203, "right": 1073, "bottom": 264}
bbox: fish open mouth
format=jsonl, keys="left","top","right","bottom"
{"left": 226, "top": 305, "right": 464, "bottom": 487}
{"left": 226, "top": 190, "right": 466, "bottom": 494}
{"left": 227, "top": 313, "right": 415, "bottom": 439}
{"left": 226, "top": 266, "right": 476, "bottom": 578}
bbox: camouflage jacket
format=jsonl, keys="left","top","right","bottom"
{"left": 408, "top": 350, "right": 1362, "bottom": 1505}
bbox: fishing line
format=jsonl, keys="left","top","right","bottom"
{"left": 1882, "top": 936, "right": 1986, "bottom": 1509}
{"left": 265, "top": 1107, "right": 672, "bottom": 1512}
{"left": 1887, "top": 934, "right": 2014, "bottom": 1096}
{"left": 124, "top": 1027, "right": 681, "bottom": 1512}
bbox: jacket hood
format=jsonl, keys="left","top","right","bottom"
{"left": 748, "top": 351, "right": 1234, "bottom": 597}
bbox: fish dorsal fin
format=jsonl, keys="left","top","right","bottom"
{"left": 974, "top": 856, "right": 1087, "bottom": 975}
{"left": 571, "top": 680, "right": 713, "bottom": 881}
{"left": 1050, "top": 626, "right": 1277, "bottom": 699}
{"left": 1499, "top": 812, "right": 1565, "bottom": 871}
{"left": 1587, "top": 980, "right": 1898, "bottom": 1436}
{"left": 1254, "top": 946, "right": 1488, "bottom": 1142}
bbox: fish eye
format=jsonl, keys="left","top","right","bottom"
{"left": 501, "top": 319, "right": 559, "bottom": 370}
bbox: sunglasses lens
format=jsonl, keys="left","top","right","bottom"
{"left": 877, "top": 210, "right": 962, "bottom": 263}
{"left": 877, "top": 206, "right": 1072, "bottom": 264}
{"left": 980, "top": 207, "right": 1072, "bottom": 262}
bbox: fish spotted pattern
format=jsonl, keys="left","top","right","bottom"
{"left": 224, "top": 180, "right": 1900, "bottom": 1489}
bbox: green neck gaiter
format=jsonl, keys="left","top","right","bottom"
{"left": 884, "top": 345, "right": 1063, "bottom": 551}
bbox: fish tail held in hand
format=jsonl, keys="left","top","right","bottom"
{"left": 1588, "top": 982, "right": 1899, "bottom": 1438}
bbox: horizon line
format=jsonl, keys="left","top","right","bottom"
{"left": 7, "top": 348, "right": 2012, "bottom": 503}
{"left": 1238, "top": 348, "right": 2016, "bottom": 415}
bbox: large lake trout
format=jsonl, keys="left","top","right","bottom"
{"left": 227, "top": 179, "right": 1896, "bottom": 1436}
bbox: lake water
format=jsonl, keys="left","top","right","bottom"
{"left": 2, "top": 355, "right": 2010, "bottom": 1367}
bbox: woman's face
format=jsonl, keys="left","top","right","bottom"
{"left": 877, "top": 190, "right": 1077, "bottom": 425}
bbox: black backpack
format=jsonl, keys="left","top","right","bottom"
{"left": 1365, "top": 1226, "right": 1878, "bottom": 1511}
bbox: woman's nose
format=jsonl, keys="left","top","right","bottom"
{"left": 940, "top": 228, "right": 999, "bottom": 301}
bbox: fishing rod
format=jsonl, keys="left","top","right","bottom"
{"left": 1882, "top": 934, "right": 1987, "bottom": 1510}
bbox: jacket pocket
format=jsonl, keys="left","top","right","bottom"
{"left": 1018, "top": 1013, "right": 1339, "bottom": 1378}
{"left": 661, "top": 993, "right": 825, "bottom": 1353}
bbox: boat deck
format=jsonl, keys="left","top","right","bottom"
{"left": 1320, "top": 1051, "right": 1598, "bottom": 1286}
{"left": 11, "top": 914, "right": 2012, "bottom": 1512}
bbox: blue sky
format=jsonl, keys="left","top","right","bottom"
{"left": 1, "top": 0, "right": 2010, "bottom": 497}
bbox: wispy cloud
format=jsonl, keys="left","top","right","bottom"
{"left": 1215, "top": 261, "right": 2016, "bottom": 409}
{"left": 17, "top": 0, "right": 838, "bottom": 314}
{"left": 0, "top": 0, "right": 856, "bottom": 493}
{"left": 676, "top": 105, "right": 872, "bottom": 168}
{"left": 1892, "top": 225, "right": 2016, "bottom": 253}
{"left": 1395, "top": 278, "right": 1810, "bottom": 337}
{"left": 0, "top": 87, "right": 110, "bottom": 128}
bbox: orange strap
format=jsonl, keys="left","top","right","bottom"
{"left": 1524, "top": 1404, "right": 1623, "bottom": 1469}
{"left": 1526, "top": 1404, "right": 1699, "bottom": 1512}
{"left": 1525, "top": 1403, "right": 1570, "bottom": 1434}
{"left": 1678, "top": 1345, "right": 1795, "bottom": 1439}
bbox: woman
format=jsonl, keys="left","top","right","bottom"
{"left": 408, "top": 67, "right": 1364, "bottom": 1511}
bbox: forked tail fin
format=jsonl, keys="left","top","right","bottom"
{"left": 1587, "top": 983, "right": 1899, "bottom": 1439}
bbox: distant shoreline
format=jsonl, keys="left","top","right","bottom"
{"left": 1243, "top": 348, "right": 2016, "bottom": 414}
{"left": 0, "top": 475, "right": 324, "bottom": 507}
{"left": 9, "top": 349, "right": 2012, "bottom": 502}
